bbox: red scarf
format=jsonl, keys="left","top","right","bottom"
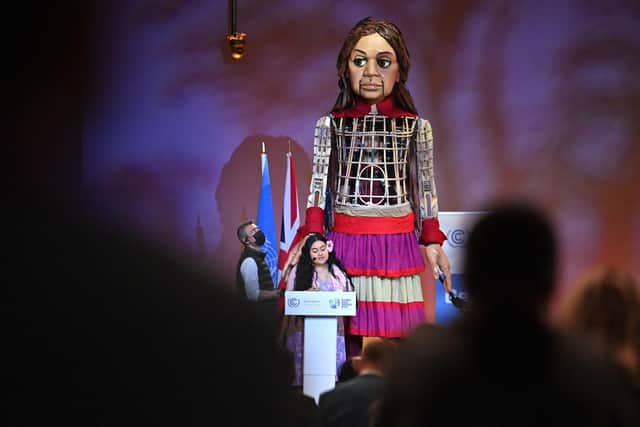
{"left": 331, "top": 96, "right": 417, "bottom": 118}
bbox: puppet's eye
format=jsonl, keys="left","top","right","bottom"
{"left": 352, "top": 57, "right": 367, "bottom": 67}
{"left": 377, "top": 58, "right": 392, "bottom": 68}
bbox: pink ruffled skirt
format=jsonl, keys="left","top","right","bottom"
{"left": 328, "top": 230, "right": 426, "bottom": 337}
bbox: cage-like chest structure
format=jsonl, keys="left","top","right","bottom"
{"left": 333, "top": 115, "right": 417, "bottom": 208}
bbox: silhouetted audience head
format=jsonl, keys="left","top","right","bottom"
{"left": 338, "top": 356, "right": 360, "bottom": 383}
{"left": 464, "top": 200, "right": 556, "bottom": 312}
{"left": 8, "top": 202, "right": 295, "bottom": 426}
{"left": 374, "top": 200, "right": 640, "bottom": 427}
{"left": 555, "top": 267, "right": 640, "bottom": 383}
{"left": 360, "top": 338, "right": 396, "bottom": 374}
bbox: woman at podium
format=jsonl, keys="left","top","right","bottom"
{"left": 284, "top": 233, "right": 353, "bottom": 386}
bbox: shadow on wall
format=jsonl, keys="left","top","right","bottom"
{"left": 212, "top": 135, "right": 312, "bottom": 286}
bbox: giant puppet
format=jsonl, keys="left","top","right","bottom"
{"left": 285, "top": 17, "right": 452, "bottom": 340}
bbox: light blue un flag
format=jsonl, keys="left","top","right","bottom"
{"left": 257, "top": 147, "right": 279, "bottom": 287}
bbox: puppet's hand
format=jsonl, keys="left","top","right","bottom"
{"left": 425, "top": 243, "right": 452, "bottom": 293}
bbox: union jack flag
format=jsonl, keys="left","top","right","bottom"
{"left": 277, "top": 150, "right": 301, "bottom": 289}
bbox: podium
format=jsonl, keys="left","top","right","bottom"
{"left": 284, "top": 291, "right": 356, "bottom": 402}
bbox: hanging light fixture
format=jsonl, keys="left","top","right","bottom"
{"left": 226, "top": 0, "right": 246, "bottom": 60}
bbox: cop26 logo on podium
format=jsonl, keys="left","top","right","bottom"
{"left": 436, "top": 211, "right": 484, "bottom": 323}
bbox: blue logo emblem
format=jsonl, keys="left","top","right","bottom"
{"left": 447, "top": 228, "right": 467, "bottom": 248}
{"left": 329, "top": 298, "right": 339, "bottom": 309}
{"left": 287, "top": 298, "right": 300, "bottom": 308}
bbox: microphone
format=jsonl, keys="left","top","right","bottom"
{"left": 449, "top": 292, "right": 467, "bottom": 310}
{"left": 438, "top": 272, "right": 469, "bottom": 311}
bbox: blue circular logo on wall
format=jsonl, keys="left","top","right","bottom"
{"left": 447, "top": 228, "right": 467, "bottom": 248}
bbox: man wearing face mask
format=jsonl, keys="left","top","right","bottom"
{"left": 236, "top": 220, "right": 283, "bottom": 304}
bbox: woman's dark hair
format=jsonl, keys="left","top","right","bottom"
{"left": 294, "top": 234, "right": 352, "bottom": 291}
{"left": 332, "top": 17, "right": 417, "bottom": 114}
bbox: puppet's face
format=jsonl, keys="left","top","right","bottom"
{"left": 348, "top": 33, "right": 400, "bottom": 105}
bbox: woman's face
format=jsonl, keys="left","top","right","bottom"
{"left": 309, "top": 240, "right": 329, "bottom": 266}
{"left": 348, "top": 33, "right": 399, "bottom": 105}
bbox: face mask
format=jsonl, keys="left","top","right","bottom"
{"left": 253, "top": 230, "right": 266, "bottom": 246}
